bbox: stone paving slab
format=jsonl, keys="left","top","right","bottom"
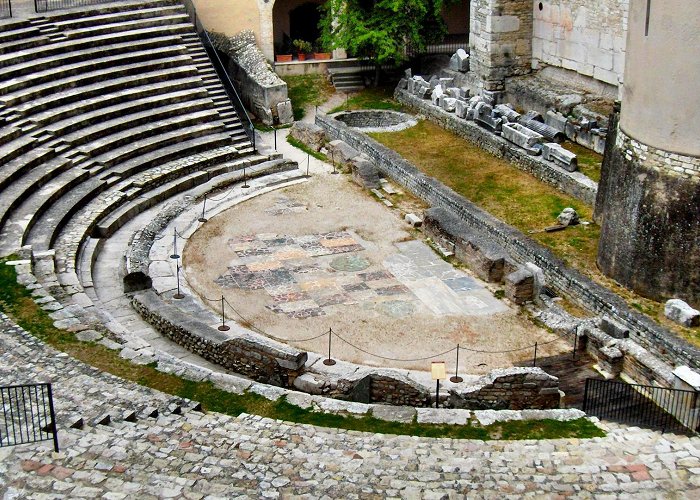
{"left": 1, "top": 314, "right": 700, "bottom": 498}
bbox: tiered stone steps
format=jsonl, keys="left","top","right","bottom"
{"left": 0, "top": 1, "right": 272, "bottom": 335}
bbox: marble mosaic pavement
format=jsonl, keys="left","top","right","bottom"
{"left": 214, "top": 226, "right": 507, "bottom": 320}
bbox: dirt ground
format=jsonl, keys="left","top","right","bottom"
{"left": 183, "top": 174, "right": 571, "bottom": 373}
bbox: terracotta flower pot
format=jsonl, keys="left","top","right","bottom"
{"left": 298, "top": 53, "right": 307, "bottom": 61}
{"left": 276, "top": 54, "right": 293, "bottom": 62}
{"left": 313, "top": 52, "right": 331, "bottom": 60}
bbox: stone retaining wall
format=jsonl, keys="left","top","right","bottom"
{"left": 316, "top": 112, "right": 700, "bottom": 371}
{"left": 132, "top": 290, "right": 307, "bottom": 387}
{"left": 394, "top": 88, "right": 597, "bottom": 205}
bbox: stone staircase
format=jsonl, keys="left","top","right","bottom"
{"left": 329, "top": 68, "right": 365, "bottom": 92}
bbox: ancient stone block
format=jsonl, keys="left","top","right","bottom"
{"left": 519, "top": 116, "right": 565, "bottom": 142}
{"left": 431, "top": 84, "right": 444, "bottom": 105}
{"left": 441, "top": 97, "right": 457, "bottom": 112}
{"left": 542, "top": 143, "right": 578, "bottom": 172}
{"left": 397, "top": 78, "right": 408, "bottom": 90}
{"left": 404, "top": 213, "right": 422, "bottom": 227}
{"left": 505, "top": 268, "right": 534, "bottom": 305}
{"left": 501, "top": 122, "right": 543, "bottom": 154}
{"left": 449, "top": 48, "right": 469, "bottom": 72}
{"left": 545, "top": 109, "right": 568, "bottom": 134}
{"left": 524, "top": 262, "right": 545, "bottom": 298}
{"left": 455, "top": 100, "right": 469, "bottom": 119}
{"left": 276, "top": 99, "right": 294, "bottom": 124}
{"left": 289, "top": 122, "right": 326, "bottom": 151}
{"left": 557, "top": 207, "right": 579, "bottom": 226}
{"left": 599, "top": 316, "right": 630, "bottom": 339}
{"left": 326, "top": 140, "right": 360, "bottom": 165}
{"left": 665, "top": 299, "right": 700, "bottom": 327}
{"left": 474, "top": 102, "right": 503, "bottom": 134}
{"left": 349, "top": 156, "right": 381, "bottom": 189}
{"left": 494, "top": 104, "right": 521, "bottom": 123}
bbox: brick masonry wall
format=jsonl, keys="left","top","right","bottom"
{"left": 317, "top": 113, "right": 700, "bottom": 371}
{"left": 532, "top": 0, "right": 628, "bottom": 86}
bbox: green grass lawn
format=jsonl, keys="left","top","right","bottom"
{"left": 329, "top": 86, "right": 401, "bottom": 113}
{"left": 282, "top": 74, "right": 334, "bottom": 120}
{"left": 0, "top": 258, "right": 604, "bottom": 440}
{"left": 561, "top": 141, "right": 603, "bottom": 182}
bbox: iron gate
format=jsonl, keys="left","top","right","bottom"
{"left": 0, "top": 383, "right": 59, "bottom": 452}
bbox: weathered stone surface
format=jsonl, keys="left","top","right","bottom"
{"left": 349, "top": 156, "right": 381, "bottom": 189}
{"left": 505, "top": 268, "right": 534, "bottom": 305}
{"left": 599, "top": 316, "right": 630, "bottom": 340}
{"left": 664, "top": 299, "right": 700, "bottom": 327}
{"left": 276, "top": 100, "right": 293, "bottom": 124}
{"left": 326, "top": 140, "right": 360, "bottom": 166}
{"left": 502, "top": 122, "right": 543, "bottom": 154}
{"left": 440, "top": 96, "right": 457, "bottom": 112}
{"left": 557, "top": 207, "right": 579, "bottom": 226}
{"left": 455, "top": 99, "right": 469, "bottom": 119}
{"left": 524, "top": 262, "right": 546, "bottom": 299}
{"left": 474, "top": 102, "right": 503, "bottom": 134}
{"left": 289, "top": 122, "right": 326, "bottom": 151}
{"left": 371, "top": 404, "right": 416, "bottom": 423}
{"left": 542, "top": 142, "right": 578, "bottom": 172}
{"left": 430, "top": 84, "right": 444, "bottom": 105}
{"left": 449, "top": 48, "right": 469, "bottom": 72}
{"left": 404, "top": 213, "right": 422, "bottom": 227}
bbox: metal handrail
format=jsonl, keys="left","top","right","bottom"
{"left": 180, "top": 0, "right": 255, "bottom": 150}
{"left": 35, "top": 0, "right": 115, "bottom": 13}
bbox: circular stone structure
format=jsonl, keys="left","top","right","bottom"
{"left": 183, "top": 175, "right": 569, "bottom": 373}
{"left": 333, "top": 110, "right": 418, "bottom": 133}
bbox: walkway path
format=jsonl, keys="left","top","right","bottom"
{"left": 1, "top": 315, "right": 698, "bottom": 498}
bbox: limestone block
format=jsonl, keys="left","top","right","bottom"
{"left": 350, "top": 156, "right": 381, "bottom": 189}
{"left": 404, "top": 68, "right": 412, "bottom": 78}
{"left": 474, "top": 102, "right": 503, "bottom": 134}
{"left": 326, "top": 140, "right": 360, "bottom": 166}
{"left": 428, "top": 75, "right": 440, "bottom": 90}
{"left": 276, "top": 99, "right": 294, "bottom": 124}
{"left": 455, "top": 100, "right": 469, "bottom": 119}
{"left": 404, "top": 213, "right": 422, "bottom": 227}
{"left": 486, "top": 15, "right": 520, "bottom": 33}
{"left": 431, "top": 84, "right": 444, "bottom": 105}
{"left": 445, "top": 87, "right": 461, "bottom": 99}
{"left": 542, "top": 143, "right": 578, "bottom": 172}
{"left": 397, "top": 78, "right": 408, "bottom": 90}
{"left": 524, "top": 263, "right": 546, "bottom": 298}
{"left": 505, "top": 268, "right": 534, "bottom": 305}
{"left": 545, "top": 110, "right": 568, "bottom": 133}
{"left": 502, "top": 122, "right": 543, "bottom": 154}
{"left": 665, "top": 299, "right": 700, "bottom": 327}
{"left": 439, "top": 77, "right": 455, "bottom": 88}
{"left": 289, "top": 122, "right": 326, "bottom": 151}
{"left": 494, "top": 104, "right": 520, "bottom": 123}
{"left": 449, "top": 48, "right": 469, "bottom": 72}
{"left": 599, "top": 316, "right": 630, "bottom": 340}
{"left": 441, "top": 97, "right": 457, "bottom": 112}
{"left": 557, "top": 207, "right": 579, "bottom": 226}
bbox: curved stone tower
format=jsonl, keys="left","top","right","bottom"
{"left": 595, "top": 0, "right": 700, "bottom": 306}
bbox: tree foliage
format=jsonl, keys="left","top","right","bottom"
{"left": 319, "top": 0, "right": 450, "bottom": 67}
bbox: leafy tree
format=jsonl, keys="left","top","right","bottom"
{"left": 319, "top": 0, "right": 451, "bottom": 84}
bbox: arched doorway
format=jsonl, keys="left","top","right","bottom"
{"left": 273, "top": 0, "right": 324, "bottom": 54}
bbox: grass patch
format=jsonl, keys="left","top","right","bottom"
{"left": 329, "top": 86, "right": 401, "bottom": 113}
{"left": 287, "top": 135, "right": 328, "bottom": 162}
{"left": 371, "top": 120, "right": 700, "bottom": 347}
{"left": 371, "top": 120, "right": 601, "bottom": 275}
{"left": 0, "top": 258, "right": 604, "bottom": 440}
{"left": 282, "top": 74, "right": 334, "bottom": 121}
{"left": 561, "top": 141, "right": 603, "bottom": 182}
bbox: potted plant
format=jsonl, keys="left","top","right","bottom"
{"left": 293, "top": 39, "right": 313, "bottom": 61}
{"left": 275, "top": 35, "right": 293, "bottom": 63}
{"left": 313, "top": 37, "right": 332, "bottom": 60}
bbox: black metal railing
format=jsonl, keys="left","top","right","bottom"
{"left": 583, "top": 378, "right": 699, "bottom": 435}
{"left": 180, "top": 0, "right": 255, "bottom": 150}
{"left": 1, "top": 383, "right": 59, "bottom": 452}
{"left": 408, "top": 34, "right": 469, "bottom": 57}
{"left": 34, "top": 0, "right": 116, "bottom": 12}
{"left": 0, "top": 0, "right": 12, "bottom": 18}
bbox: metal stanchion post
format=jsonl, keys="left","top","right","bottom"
{"left": 533, "top": 342, "right": 538, "bottom": 367}
{"left": 331, "top": 150, "right": 338, "bottom": 174}
{"left": 323, "top": 327, "right": 336, "bottom": 365}
{"left": 218, "top": 296, "right": 230, "bottom": 331}
{"left": 170, "top": 228, "right": 180, "bottom": 259}
{"left": 450, "top": 344, "right": 463, "bottom": 383}
{"left": 274, "top": 128, "right": 277, "bottom": 150}
{"left": 198, "top": 195, "right": 208, "bottom": 223}
{"left": 242, "top": 165, "right": 249, "bottom": 188}
{"left": 572, "top": 334, "right": 577, "bottom": 360}
{"left": 174, "top": 263, "right": 184, "bottom": 299}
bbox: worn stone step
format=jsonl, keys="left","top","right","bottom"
{"left": 47, "top": 91, "right": 212, "bottom": 141}
{"left": 76, "top": 111, "right": 223, "bottom": 161}
{"left": 0, "top": 33, "right": 184, "bottom": 81}
{"left": 0, "top": 35, "right": 51, "bottom": 56}
{"left": 12, "top": 66, "right": 199, "bottom": 119}
{"left": 27, "top": 76, "right": 204, "bottom": 128}
{"left": 62, "top": 16, "right": 192, "bottom": 40}
{"left": 52, "top": 5, "right": 186, "bottom": 31}
{"left": 0, "top": 49, "right": 190, "bottom": 103}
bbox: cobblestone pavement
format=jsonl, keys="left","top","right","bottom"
{"left": 1, "top": 316, "right": 699, "bottom": 498}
